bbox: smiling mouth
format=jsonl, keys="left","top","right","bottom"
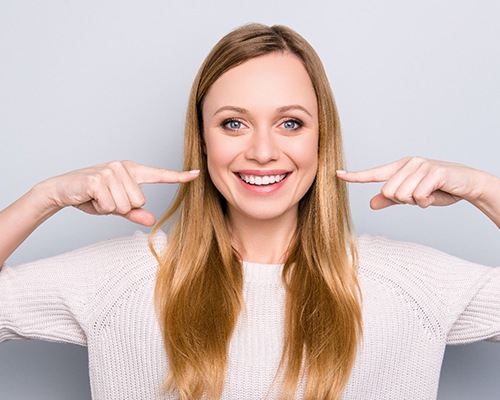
{"left": 238, "top": 173, "right": 288, "bottom": 186}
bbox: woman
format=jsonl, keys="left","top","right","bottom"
{"left": 0, "top": 24, "right": 499, "bottom": 400}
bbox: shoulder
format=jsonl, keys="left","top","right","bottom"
{"left": 356, "top": 234, "right": 494, "bottom": 309}
{"left": 10, "top": 230, "right": 169, "bottom": 308}
{"left": 2, "top": 230, "right": 166, "bottom": 280}
{"left": 79, "top": 230, "right": 167, "bottom": 281}
{"left": 80, "top": 231, "right": 167, "bottom": 336}
{"left": 42, "top": 230, "right": 168, "bottom": 275}
{"left": 356, "top": 235, "right": 500, "bottom": 344}
{"left": 62, "top": 230, "right": 166, "bottom": 263}
{"left": 356, "top": 234, "right": 492, "bottom": 276}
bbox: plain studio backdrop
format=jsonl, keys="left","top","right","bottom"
{"left": 0, "top": 1, "right": 499, "bottom": 399}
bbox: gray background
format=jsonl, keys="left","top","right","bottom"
{"left": 0, "top": 0, "right": 498, "bottom": 398}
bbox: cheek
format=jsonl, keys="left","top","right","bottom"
{"left": 205, "top": 137, "right": 231, "bottom": 169}
{"left": 290, "top": 135, "right": 319, "bottom": 171}
{"left": 294, "top": 135, "right": 319, "bottom": 195}
{"left": 204, "top": 136, "right": 236, "bottom": 191}
{"left": 204, "top": 129, "right": 221, "bottom": 167}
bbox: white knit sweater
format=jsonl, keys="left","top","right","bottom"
{"left": 0, "top": 231, "right": 499, "bottom": 399}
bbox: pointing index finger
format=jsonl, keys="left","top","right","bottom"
{"left": 129, "top": 163, "right": 200, "bottom": 185}
{"left": 336, "top": 158, "right": 410, "bottom": 183}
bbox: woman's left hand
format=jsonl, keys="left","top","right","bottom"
{"left": 336, "top": 157, "right": 500, "bottom": 228}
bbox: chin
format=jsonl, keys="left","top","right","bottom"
{"left": 233, "top": 204, "right": 296, "bottom": 223}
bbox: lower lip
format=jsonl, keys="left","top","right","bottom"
{"left": 236, "top": 173, "right": 290, "bottom": 194}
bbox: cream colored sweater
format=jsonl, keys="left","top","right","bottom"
{"left": 1, "top": 231, "right": 499, "bottom": 399}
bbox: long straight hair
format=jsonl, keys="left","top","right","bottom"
{"left": 151, "top": 24, "right": 362, "bottom": 400}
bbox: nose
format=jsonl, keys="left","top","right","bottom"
{"left": 244, "top": 127, "right": 280, "bottom": 164}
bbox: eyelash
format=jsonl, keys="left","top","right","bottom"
{"left": 222, "top": 118, "right": 245, "bottom": 131}
{"left": 281, "top": 118, "right": 303, "bottom": 130}
{"left": 221, "top": 118, "right": 304, "bottom": 131}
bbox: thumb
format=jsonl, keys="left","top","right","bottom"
{"left": 122, "top": 208, "right": 156, "bottom": 226}
{"left": 370, "top": 193, "right": 398, "bottom": 210}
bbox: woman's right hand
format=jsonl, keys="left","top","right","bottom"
{"left": 0, "top": 161, "right": 199, "bottom": 265}
{"left": 39, "top": 161, "right": 200, "bottom": 226}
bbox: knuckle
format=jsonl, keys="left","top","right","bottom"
{"left": 102, "top": 161, "right": 126, "bottom": 177}
{"left": 131, "top": 195, "right": 146, "bottom": 208}
{"left": 86, "top": 174, "right": 102, "bottom": 190}
{"left": 394, "top": 193, "right": 408, "bottom": 204}
{"left": 393, "top": 189, "right": 415, "bottom": 204}
{"left": 121, "top": 160, "right": 135, "bottom": 169}
{"left": 432, "top": 165, "right": 446, "bottom": 179}
{"left": 395, "top": 193, "right": 407, "bottom": 202}
{"left": 414, "top": 194, "right": 431, "bottom": 208}
{"left": 115, "top": 204, "right": 132, "bottom": 215}
{"left": 407, "top": 156, "right": 426, "bottom": 167}
{"left": 93, "top": 200, "right": 115, "bottom": 215}
{"left": 416, "top": 200, "right": 430, "bottom": 209}
{"left": 107, "top": 160, "right": 124, "bottom": 170}
{"left": 413, "top": 192, "right": 427, "bottom": 204}
{"left": 99, "top": 167, "right": 115, "bottom": 180}
{"left": 413, "top": 190, "right": 425, "bottom": 200}
{"left": 381, "top": 186, "right": 394, "bottom": 199}
{"left": 102, "top": 207, "right": 116, "bottom": 215}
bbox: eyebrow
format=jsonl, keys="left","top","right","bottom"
{"left": 213, "top": 105, "right": 313, "bottom": 118}
{"left": 277, "top": 105, "right": 313, "bottom": 118}
{"left": 213, "top": 106, "right": 247, "bottom": 117}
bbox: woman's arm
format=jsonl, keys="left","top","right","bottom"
{"left": 336, "top": 157, "right": 500, "bottom": 228}
{"left": 0, "top": 160, "right": 199, "bottom": 265}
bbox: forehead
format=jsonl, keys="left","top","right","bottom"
{"left": 202, "top": 53, "right": 318, "bottom": 117}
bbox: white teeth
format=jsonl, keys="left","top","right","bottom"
{"left": 239, "top": 173, "right": 287, "bottom": 186}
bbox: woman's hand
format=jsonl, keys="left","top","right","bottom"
{"left": 0, "top": 161, "right": 199, "bottom": 265}
{"left": 39, "top": 160, "right": 200, "bottom": 226}
{"left": 336, "top": 157, "right": 500, "bottom": 227}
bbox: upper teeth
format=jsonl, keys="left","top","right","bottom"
{"left": 239, "top": 173, "right": 287, "bottom": 185}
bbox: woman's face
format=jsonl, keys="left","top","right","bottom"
{"left": 202, "top": 52, "right": 319, "bottom": 224}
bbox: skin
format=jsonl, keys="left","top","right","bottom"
{"left": 0, "top": 161, "right": 200, "bottom": 265}
{"left": 202, "top": 53, "right": 319, "bottom": 263}
{"left": 336, "top": 157, "right": 500, "bottom": 228}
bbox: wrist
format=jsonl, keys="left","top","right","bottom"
{"left": 27, "top": 180, "right": 64, "bottom": 221}
{"left": 0, "top": 180, "right": 63, "bottom": 265}
{"left": 470, "top": 172, "right": 500, "bottom": 228}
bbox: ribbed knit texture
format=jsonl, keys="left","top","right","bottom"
{"left": 1, "top": 232, "right": 499, "bottom": 399}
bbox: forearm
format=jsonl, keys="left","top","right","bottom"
{"left": 469, "top": 172, "right": 500, "bottom": 229}
{"left": 0, "top": 182, "right": 60, "bottom": 265}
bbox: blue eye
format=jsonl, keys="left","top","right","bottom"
{"left": 282, "top": 119, "right": 302, "bottom": 130}
{"left": 223, "top": 119, "right": 243, "bottom": 130}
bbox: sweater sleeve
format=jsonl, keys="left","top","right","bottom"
{"left": 0, "top": 231, "right": 162, "bottom": 346}
{"left": 358, "top": 235, "right": 500, "bottom": 346}
{"left": 447, "top": 266, "right": 500, "bottom": 344}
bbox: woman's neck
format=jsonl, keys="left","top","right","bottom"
{"left": 226, "top": 208, "right": 297, "bottom": 264}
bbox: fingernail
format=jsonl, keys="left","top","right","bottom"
{"left": 189, "top": 169, "right": 200, "bottom": 174}
{"left": 336, "top": 170, "right": 347, "bottom": 175}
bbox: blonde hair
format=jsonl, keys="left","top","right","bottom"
{"left": 151, "top": 23, "right": 362, "bottom": 399}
